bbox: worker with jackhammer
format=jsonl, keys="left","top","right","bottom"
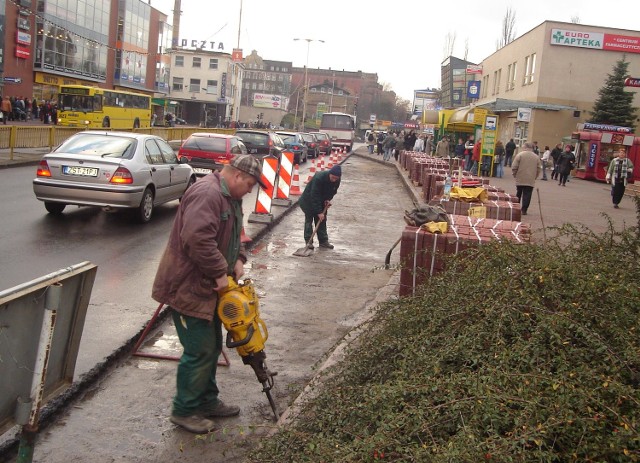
{"left": 299, "top": 164, "right": 342, "bottom": 249}
{"left": 152, "top": 155, "right": 265, "bottom": 434}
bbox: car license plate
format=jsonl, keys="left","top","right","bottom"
{"left": 62, "top": 166, "right": 99, "bottom": 177}
{"left": 193, "top": 168, "right": 212, "bottom": 174}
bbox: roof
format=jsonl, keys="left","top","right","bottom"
{"left": 477, "top": 98, "right": 577, "bottom": 113}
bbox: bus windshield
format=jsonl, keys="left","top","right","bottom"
{"left": 321, "top": 113, "right": 354, "bottom": 130}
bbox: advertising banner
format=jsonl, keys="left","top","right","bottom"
{"left": 253, "top": 93, "right": 285, "bottom": 109}
{"left": 551, "top": 28, "right": 640, "bottom": 54}
{"left": 467, "top": 80, "right": 481, "bottom": 99}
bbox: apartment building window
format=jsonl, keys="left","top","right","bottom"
{"left": 189, "top": 78, "right": 200, "bottom": 93}
{"left": 172, "top": 77, "right": 184, "bottom": 92}
{"left": 524, "top": 53, "right": 536, "bottom": 85}
{"left": 205, "top": 80, "right": 218, "bottom": 93}
{"left": 482, "top": 75, "right": 489, "bottom": 98}
{"left": 193, "top": 57, "right": 201, "bottom": 68}
{"left": 175, "top": 56, "right": 184, "bottom": 67}
{"left": 209, "top": 58, "right": 218, "bottom": 69}
{"left": 495, "top": 69, "right": 501, "bottom": 94}
{"left": 507, "top": 62, "right": 517, "bottom": 91}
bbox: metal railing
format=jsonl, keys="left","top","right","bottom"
{"left": 0, "top": 126, "right": 235, "bottom": 160}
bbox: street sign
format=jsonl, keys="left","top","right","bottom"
{"left": 517, "top": 107, "right": 532, "bottom": 122}
{"left": 624, "top": 77, "right": 640, "bottom": 87}
{"left": 466, "top": 64, "right": 483, "bottom": 74}
{"left": 369, "top": 114, "right": 377, "bottom": 123}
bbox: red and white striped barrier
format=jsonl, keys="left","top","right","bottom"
{"left": 289, "top": 164, "right": 302, "bottom": 195}
{"left": 275, "top": 151, "right": 294, "bottom": 201}
{"left": 248, "top": 156, "right": 278, "bottom": 223}
{"left": 305, "top": 158, "right": 316, "bottom": 183}
{"left": 318, "top": 154, "right": 325, "bottom": 171}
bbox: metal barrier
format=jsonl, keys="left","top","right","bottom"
{"left": 0, "top": 125, "right": 235, "bottom": 160}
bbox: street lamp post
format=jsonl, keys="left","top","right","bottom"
{"left": 294, "top": 38, "right": 324, "bottom": 131}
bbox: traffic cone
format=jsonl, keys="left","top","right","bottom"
{"left": 305, "top": 158, "right": 316, "bottom": 183}
{"left": 327, "top": 151, "right": 334, "bottom": 169}
{"left": 289, "top": 164, "right": 302, "bottom": 195}
{"left": 240, "top": 227, "right": 252, "bottom": 243}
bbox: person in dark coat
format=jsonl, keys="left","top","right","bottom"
{"left": 550, "top": 143, "right": 563, "bottom": 180}
{"left": 298, "top": 165, "right": 341, "bottom": 249}
{"left": 152, "top": 155, "right": 263, "bottom": 434}
{"left": 605, "top": 148, "right": 634, "bottom": 208}
{"left": 557, "top": 144, "right": 576, "bottom": 186}
{"left": 505, "top": 138, "right": 517, "bottom": 167}
{"left": 404, "top": 130, "right": 417, "bottom": 151}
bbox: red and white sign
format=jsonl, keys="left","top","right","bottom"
{"left": 466, "top": 64, "right": 483, "bottom": 74}
{"left": 551, "top": 28, "right": 640, "bottom": 54}
{"left": 15, "top": 46, "right": 30, "bottom": 59}
{"left": 624, "top": 77, "right": 640, "bottom": 87}
{"left": 603, "top": 34, "right": 640, "bottom": 53}
{"left": 16, "top": 31, "right": 31, "bottom": 45}
{"left": 232, "top": 48, "right": 243, "bottom": 62}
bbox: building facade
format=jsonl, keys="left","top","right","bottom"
{"left": 440, "top": 56, "right": 479, "bottom": 109}
{"left": 167, "top": 48, "right": 239, "bottom": 126}
{"left": 474, "top": 20, "right": 640, "bottom": 150}
{"left": 0, "top": 0, "right": 167, "bottom": 102}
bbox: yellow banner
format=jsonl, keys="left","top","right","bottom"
{"left": 34, "top": 72, "right": 96, "bottom": 87}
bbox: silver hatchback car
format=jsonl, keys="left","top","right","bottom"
{"left": 33, "top": 131, "right": 195, "bottom": 222}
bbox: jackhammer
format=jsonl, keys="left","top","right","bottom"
{"left": 217, "top": 277, "right": 279, "bottom": 420}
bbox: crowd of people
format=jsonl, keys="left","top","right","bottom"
{"left": 0, "top": 95, "right": 59, "bottom": 125}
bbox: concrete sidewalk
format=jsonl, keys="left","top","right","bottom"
{"left": 0, "top": 148, "right": 49, "bottom": 169}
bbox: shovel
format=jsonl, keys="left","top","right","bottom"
{"left": 293, "top": 204, "right": 329, "bottom": 257}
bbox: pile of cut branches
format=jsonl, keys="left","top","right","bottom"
{"left": 249, "top": 202, "right": 640, "bottom": 462}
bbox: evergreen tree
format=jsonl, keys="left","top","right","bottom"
{"left": 589, "top": 57, "right": 638, "bottom": 128}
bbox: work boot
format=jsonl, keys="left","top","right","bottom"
{"left": 319, "top": 242, "right": 334, "bottom": 249}
{"left": 202, "top": 401, "right": 241, "bottom": 418}
{"left": 170, "top": 414, "right": 216, "bottom": 434}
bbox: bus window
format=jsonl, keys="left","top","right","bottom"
{"left": 93, "top": 95, "right": 102, "bottom": 111}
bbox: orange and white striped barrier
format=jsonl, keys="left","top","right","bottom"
{"left": 289, "top": 164, "right": 302, "bottom": 195}
{"left": 318, "top": 154, "right": 325, "bottom": 171}
{"left": 248, "top": 156, "right": 278, "bottom": 223}
{"left": 273, "top": 151, "right": 294, "bottom": 206}
{"left": 305, "top": 158, "right": 316, "bottom": 183}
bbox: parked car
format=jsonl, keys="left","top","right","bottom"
{"left": 33, "top": 131, "right": 195, "bottom": 223}
{"left": 178, "top": 133, "right": 247, "bottom": 176}
{"left": 311, "top": 131, "right": 332, "bottom": 156}
{"left": 300, "top": 132, "right": 320, "bottom": 159}
{"left": 234, "top": 129, "right": 285, "bottom": 159}
{"left": 275, "top": 131, "right": 308, "bottom": 164}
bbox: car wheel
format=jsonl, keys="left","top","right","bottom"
{"left": 102, "top": 117, "right": 110, "bottom": 128}
{"left": 44, "top": 201, "right": 66, "bottom": 214}
{"left": 133, "top": 118, "right": 140, "bottom": 129}
{"left": 136, "top": 188, "right": 154, "bottom": 223}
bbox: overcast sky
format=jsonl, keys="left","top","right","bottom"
{"left": 150, "top": 0, "right": 640, "bottom": 102}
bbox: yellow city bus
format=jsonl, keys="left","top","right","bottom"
{"left": 57, "top": 85, "right": 152, "bottom": 129}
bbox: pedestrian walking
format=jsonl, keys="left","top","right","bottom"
{"left": 540, "top": 145, "right": 550, "bottom": 180}
{"left": 469, "top": 138, "right": 482, "bottom": 174}
{"left": 298, "top": 164, "right": 342, "bottom": 249}
{"left": 366, "top": 131, "right": 376, "bottom": 154}
{"left": 413, "top": 134, "right": 425, "bottom": 152}
{"left": 605, "top": 148, "right": 634, "bottom": 208}
{"left": 382, "top": 132, "right": 396, "bottom": 162}
{"left": 435, "top": 136, "right": 449, "bottom": 158}
{"left": 557, "top": 144, "right": 576, "bottom": 186}
{"left": 550, "top": 143, "right": 562, "bottom": 180}
{"left": 152, "top": 155, "right": 265, "bottom": 434}
{"left": 0, "top": 96, "right": 11, "bottom": 125}
{"left": 505, "top": 138, "right": 517, "bottom": 167}
{"left": 494, "top": 140, "right": 505, "bottom": 178}
{"left": 464, "top": 136, "right": 475, "bottom": 170}
{"left": 376, "top": 131, "right": 385, "bottom": 155}
{"left": 404, "top": 130, "right": 417, "bottom": 151}
{"left": 511, "top": 141, "right": 541, "bottom": 215}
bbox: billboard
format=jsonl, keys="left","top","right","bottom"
{"left": 253, "top": 93, "right": 287, "bottom": 109}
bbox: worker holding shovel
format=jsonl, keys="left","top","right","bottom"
{"left": 296, "top": 165, "right": 342, "bottom": 253}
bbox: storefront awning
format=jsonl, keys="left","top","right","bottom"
{"left": 477, "top": 98, "right": 576, "bottom": 113}
{"left": 152, "top": 98, "right": 178, "bottom": 107}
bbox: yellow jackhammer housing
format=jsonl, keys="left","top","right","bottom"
{"left": 217, "top": 277, "right": 278, "bottom": 419}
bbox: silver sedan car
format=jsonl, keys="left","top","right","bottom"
{"left": 33, "top": 131, "right": 195, "bottom": 222}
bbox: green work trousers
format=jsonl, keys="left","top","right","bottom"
{"left": 172, "top": 310, "right": 222, "bottom": 416}
{"left": 304, "top": 211, "right": 328, "bottom": 244}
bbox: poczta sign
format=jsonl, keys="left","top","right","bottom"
{"left": 171, "top": 39, "right": 225, "bottom": 51}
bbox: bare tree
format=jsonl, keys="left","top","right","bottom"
{"left": 496, "top": 7, "right": 516, "bottom": 50}
{"left": 463, "top": 37, "right": 469, "bottom": 61}
{"left": 443, "top": 31, "right": 456, "bottom": 60}
{"left": 571, "top": 15, "right": 580, "bottom": 24}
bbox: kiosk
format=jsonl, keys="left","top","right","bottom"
{"left": 571, "top": 123, "right": 638, "bottom": 182}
